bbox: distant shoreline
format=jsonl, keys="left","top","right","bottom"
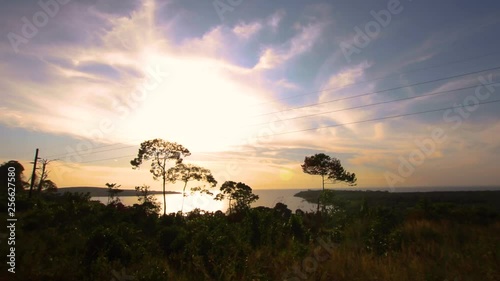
{"left": 294, "top": 189, "right": 500, "bottom": 210}
{"left": 57, "top": 186, "right": 181, "bottom": 197}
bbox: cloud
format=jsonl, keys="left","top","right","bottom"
{"left": 319, "top": 61, "right": 372, "bottom": 101}
{"left": 1, "top": 0, "right": 499, "bottom": 189}
{"left": 0, "top": 0, "right": 290, "bottom": 155}
{"left": 254, "top": 22, "right": 324, "bottom": 70}
{"left": 266, "top": 10, "right": 285, "bottom": 31}
{"left": 179, "top": 25, "right": 242, "bottom": 58}
{"left": 275, "top": 78, "right": 300, "bottom": 90}
{"left": 233, "top": 21, "right": 263, "bottom": 39}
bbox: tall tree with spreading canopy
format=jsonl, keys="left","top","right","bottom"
{"left": 131, "top": 139, "right": 191, "bottom": 215}
{"left": 301, "top": 153, "right": 357, "bottom": 211}
{"left": 167, "top": 163, "right": 217, "bottom": 213}
{"left": 215, "top": 181, "right": 259, "bottom": 213}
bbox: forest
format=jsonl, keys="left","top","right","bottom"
{"left": 1, "top": 155, "right": 499, "bottom": 281}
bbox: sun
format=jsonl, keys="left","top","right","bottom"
{"left": 88, "top": 0, "right": 275, "bottom": 153}
{"left": 117, "top": 53, "right": 270, "bottom": 153}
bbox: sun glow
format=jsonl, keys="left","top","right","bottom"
{"left": 121, "top": 54, "right": 269, "bottom": 152}
{"left": 82, "top": 0, "right": 274, "bottom": 153}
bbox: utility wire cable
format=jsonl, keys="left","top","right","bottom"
{"left": 42, "top": 64, "right": 500, "bottom": 159}
{"left": 249, "top": 51, "right": 500, "bottom": 108}
{"left": 253, "top": 65, "right": 500, "bottom": 117}
{"left": 245, "top": 82, "right": 497, "bottom": 128}
{"left": 51, "top": 99, "right": 500, "bottom": 164}
{"left": 272, "top": 99, "right": 500, "bottom": 137}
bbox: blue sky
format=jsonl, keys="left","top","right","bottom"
{"left": 1, "top": 0, "right": 499, "bottom": 191}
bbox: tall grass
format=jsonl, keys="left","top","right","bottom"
{"left": 5, "top": 191, "right": 499, "bottom": 281}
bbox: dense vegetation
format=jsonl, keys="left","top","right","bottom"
{"left": 1, "top": 185, "right": 499, "bottom": 280}
{"left": 1, "top": 153, "right": 499, "bottom": 281}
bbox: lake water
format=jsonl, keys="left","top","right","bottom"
{"left": 92, "top": 189, "right": 318, "bottom": 214}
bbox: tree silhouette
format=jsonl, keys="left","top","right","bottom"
{"left": 39, "top": 179, "right": 58, "bottom": 192}
{"left": 301, "top": 153, "right": 356, "bottom": 211}
{"left": 215, "top": 181, "right": 259, "bottom": 213}
{"left": 0, "top": 160, "right": 26, "bottom": 191}
{"left": 135, "top": 184, "right": 160, "bottom": 214}
{"left": 167, "top": 163, "right": 217, "bottom": 213}
{"left": 131, "top": 139, "right": 191, "bottom": 215}
{"left": 36, "top": 159, "right": 56, "bottom": 193}
{"left": 105, "top": 182, "right": 123, "bottom": 205}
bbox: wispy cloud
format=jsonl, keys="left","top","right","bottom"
{"left": 254, "top": 22, "right": 324, "bottom": 70}
{"left": 267, "top": 10, "right": 286, "bottom": 31}
{"left": 1, "top": 0, "right": 499, "bottom": 189}
{"left": 233, "top": 21, "right": 263, "bottom": 39}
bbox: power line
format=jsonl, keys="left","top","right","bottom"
{"left": 43, "top": 68, "right": 498, "bottom": 160}
{"left": 249, "top": 51, "right": 500, "bottom": 108}
{"left": 272, "top": 99, "right": 500, "bottom": 137}
{"left": 253, "top": 65, "right": 500, "bottom": 117}
{"left": 51, "top": 99, "right": 500, "bottom": 165}
{"left": 79, "top": 154, "right": 136, "bottom": 164}
{"left": 42, "top": 60, "right": 500, "bottom": 159}
{"left": 245, "top": 82, "right": 497, "bottom": 128}
{"left": 52, "top": 154, "right": 136, "bottom": 166}
{"left": 44, "top": 143, "right": 138, "bottom": 159}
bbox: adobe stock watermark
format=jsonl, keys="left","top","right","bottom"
{"left": 51, "top": 65, "right": 170, "bottom": 183}
{"left": 284, "top": 237, "right": 337, "bottom": 281}
{"left": 384, "top": 74, "right": 499, "bottom": 189}
{"left": 7, "top": 0, "right": 72, "bottom": 53}
{"left": 213, "top": 0, "right": 244, "bottom": 21}
{"left": 340, "top": 0, "right": 410, "bottom": 63}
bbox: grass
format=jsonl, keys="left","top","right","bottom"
{"left": 1, "top": 189, "right": 499, "bottom": 281}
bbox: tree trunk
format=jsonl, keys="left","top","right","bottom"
{"left": 37, "top": 161, "right": 48, "bottom": 193}
{"left": 162, "top": 157, "right": 167, "bottom": 216}
{"left": 317, "top": 175, "right": 325, "bottom": 213}
{"left": 162, "top": 175, "right": 166, "bottom": 216}
{"left": 181, "top": 181, "right": 188, "bottom": 213}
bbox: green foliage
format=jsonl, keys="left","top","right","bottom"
{"left": 301, "top": 153, "right": 357, "bottom": 212}
{"left": 301, "top": 153, "right": 357, "bottom": 187}
{"left": 130, "top": 138, "right": 191, "bottom": 215}
{"left": 39, "top": 179, "right": 58, "bottom": 192}
{"left": 105, "top": 182, "right": 123, "bottom": 205}
{"left": 363, "top": 207, "right": 403, "bottom": 255}
{"left": 215, "top": 181, "right": 259, "bottom": 213}
{"left": 83, "top": 226, "right": 133, "bottom": 268}
{"left": 130, "top": 139, "right": 191, "bottom": 174}
{"left": 158, "top": 225, "right": 187, "bottom": 255}
{"left": 134, "top": 184, "right": 161, "bottom": 214}
{"left": 0, "top": 160, "right": 27, "bottom": 190}
{"left": 166, "top": 163, "right": 217, "bottom": 212}
{"left": 11, "top": 188, "right": 500, "bottom": 281}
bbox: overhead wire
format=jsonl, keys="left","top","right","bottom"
{"left": 248, "top": 51, "right": 500, "bottom": 108}
{"left": 41, "top": 52, "right": 500, "bottom": 157}
{"left": 40, "top": 57, "right": 500, "bottom": 161}
{"left": 245, "top": 82, "right": 498, "bottom": 128}
{"left": 272, "top": 99, "right": 500, "bottom": 137}
{"left": 50, "top": 99, "right": 500, "bottom": 165}
{"left": 253, "top": 65, "right": 500, "bottom": 117}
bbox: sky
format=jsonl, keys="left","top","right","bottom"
{"left": 1, "top": 0, "right": 500, "bottom": 192}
